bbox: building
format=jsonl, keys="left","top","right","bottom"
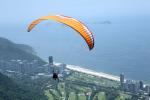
{"left": 49, "top": 56, "right": 53, "bottom": 66}
{"left": 139, "top": 81, "right": 144, "bottom": 90}
{"left": 145, "top": 85, "right": 150, "bottom": 94}
{"left": 123, "top": 80, "right": 140, "bottom": 93}
{"left": 52, "top": 63, "right": 66, "bottom": 74}
{"left": 120, "top": 73, "right": 124, "bottom": 88}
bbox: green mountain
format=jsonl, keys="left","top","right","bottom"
{"left": 0, "top": 37, "right": 44, "bottom": 63}
{"left": 16, "top": 43, "right": 36, "bottom": 55}
{"left": 0, "top": 37, "right": 48, "bottom": 100}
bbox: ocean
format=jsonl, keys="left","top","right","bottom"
{"left": 1, "top": 17, "right": 150, "bottom": 83}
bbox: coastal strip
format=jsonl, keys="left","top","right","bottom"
{"left": 66, "top": 64, "right": 120, "bottom": 81}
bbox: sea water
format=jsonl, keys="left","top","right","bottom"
{"left": 1, "top": 17, "right": 150, "bottom": 83}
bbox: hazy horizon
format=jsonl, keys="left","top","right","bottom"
{"left": 1, "top": 0, "right": 150, "bottom": 23}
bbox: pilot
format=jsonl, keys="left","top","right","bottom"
{"left": 53, "top": 72, "right": 58, "bottom": 80}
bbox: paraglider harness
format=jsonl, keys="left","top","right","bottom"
{"left": 53, "top": 72, "right": 58, "bottom": 80}
{"left": 52, "top": 69, "right": 59, "bottom": 81}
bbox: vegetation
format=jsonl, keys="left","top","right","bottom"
{"left": 0, "top": 72, "right": 48, "bottom": 100}
{"left": 44, "top": 72, "right": 134, "bottom": 100}
{"left": 0, "top": 37, "right": 45, "bottom": 64}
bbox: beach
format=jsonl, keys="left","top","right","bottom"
{"left": 66, "top": 64, "right": 120, "bottom": 81}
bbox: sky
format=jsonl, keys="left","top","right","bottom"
{"left": 0, "top": 0, "right": 150, "bottom": 24}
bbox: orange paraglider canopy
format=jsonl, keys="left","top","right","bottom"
{"left": 27, "top": 15, "right": 94, "bottom": 50}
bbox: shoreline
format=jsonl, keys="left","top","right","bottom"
{"left": 66, "top": 64, "right": 120, "bottom": 81}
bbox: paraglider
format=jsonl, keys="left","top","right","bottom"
{"left": 27, "top": 15, "right": 95, "bottom": 81}
{"left": 27, "top": 15, "right": 94, "bottom": 50}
